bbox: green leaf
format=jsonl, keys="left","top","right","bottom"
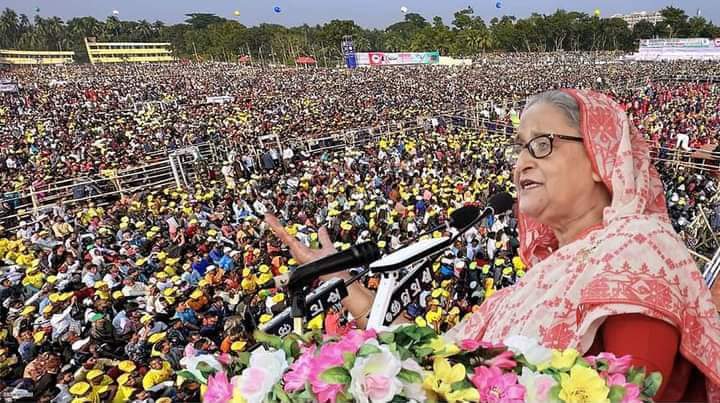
{"left": 548, "top": 385, "right": 562, "bottom": 403}
{"left": 358, "top": 343, "right": 382, "bottom": 357}
{"left": 282, "top": 338, "right": 300, "bottom": 359}
{"left": 343, "top": 352, "right": 356, "bottom": 370}
{"left": 642, "top": 372, "right": 663, "bottom": 397}
{"left": 175, "top": 370, "right": 202, "bottom": 384}
{"left": 378, "top": 332, "right": 395, "bottom": 344}
{"left": 608, "top": 385, "right": 626, "bottom": 403}
{"left": 414, "top": 346, "right": 434, "bottom": 358}
{"left": 272, "top": 383, "right": 292, "bottom": 403}
{"left": 253, "top": 330, "right": 283, "bottom": 349}
{"left": 627, "top": 367, "right": 646, "bottom": 385}
{"left": 574, "top": 357, "right": 591, "bottom": 368}
{"left": 397, "top": 369, "right": 423, "bottom": 384}
{"left": 319, "top": 366, "right": 351, "bottom": 385}
{"left": 197, "top": 362, "right": 218, "bottom": 378}
{"left": 236, "top": 351, "right": 250, "bottom": 367}
{"left": 389, "top": 396, "right": 410, "bottom": 403}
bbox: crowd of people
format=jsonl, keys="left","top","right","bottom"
{"left": 0, "top": 55, "right": 718, "bottom": 402}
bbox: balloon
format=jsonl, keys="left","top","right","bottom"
{"left": 112, "top": 10, "right": 119, "bottom": 16}
{"left": 400, "top": 6, "right": 408, "bottom": 13}
{"left": 593, "top": 9, "right": 601, "bottom": 17}
{"left": 495, "top": 1, "right": 502, "bottom": 8}
{"left": 273, "top": 6, "right": 281, "bottom": 13}
{"left": 34, "top": 7, "right": 40, "bottom": 13}
{"left": 233, "top": 10, "right": 240, "bottom": 17}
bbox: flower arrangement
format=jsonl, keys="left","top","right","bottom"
{"left": 185, "top": 325, "right": 662, "bottom": 403}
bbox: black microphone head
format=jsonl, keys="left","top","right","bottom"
{"left": 354, "top": 241, "right": 382, "bottom": 263}
{"left": 449, "top": 206, "right": 481, "bottom": 229}
{"left": 488, "top": 192, "right": 514, "bottom": 215}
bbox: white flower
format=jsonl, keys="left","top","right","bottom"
{"left": 518, "top": 367, "right": 557, "bottom": 403}
{"left": 349, "top": 341, "right": 404, "bottom": 403}
{"left": 399, "top": 359, "right": 428, "bottom": 403}
{"left": 179, "top": 354, "right": 223, "bottom": 383}
{"left": 503, "top": 335, "right": 552, "bottom": 367}
{"left": 248, "top": 346, "right": 288, "bottom": 384}
{"left": 234, "top": 347, "right": 289, "bottom": 403}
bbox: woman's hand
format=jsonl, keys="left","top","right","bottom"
{"left": 264, "top": 213, "right": 342, "bottom": 281}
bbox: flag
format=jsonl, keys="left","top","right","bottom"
{"left": 697, "top": 8, "right": 702, "bottom": 17}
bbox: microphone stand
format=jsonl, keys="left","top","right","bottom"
{"left": 290, "top": 287, "right": 306, "bottom": 335}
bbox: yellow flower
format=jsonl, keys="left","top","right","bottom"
{"left": 559, "top": 365, "right": 610, "bottom": 403}
{"left": 446, "top": 388, "right": 480, "bottom": 403}
{"left": 425, "top": 337, "right": 461, "bottom": 358}
{"left": 551, "top": 348, "right": 580, "bottom": 370}
{"left": 423, "top": 357, "right": 468, "bottom": 399}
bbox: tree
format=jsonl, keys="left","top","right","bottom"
{"left": 633, "top": 20, "right": 655, "bottom": 40}
{"left": 659, "top": 6, "right": 690, "bottom": 37}
{"left": 184, "top": 13, "right": 226, "bottom": 30}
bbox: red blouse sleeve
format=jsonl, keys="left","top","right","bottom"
{"left": 601, "top": 313, "right": 680, "bottom": 400}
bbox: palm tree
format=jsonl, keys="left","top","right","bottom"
{"left": 0, "top": 8, "right": 20, "bottom": 48}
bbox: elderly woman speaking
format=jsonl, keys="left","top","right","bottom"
{"left": 266, "top": 89, "right": 720, "bottom": 401}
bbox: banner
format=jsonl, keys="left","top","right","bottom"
{"left": 355, "top": 51, "right": 440, "bottom": 66}
{"left": 632, "top": 37, "right": 720, "bottom": 60}
{"left": 0, "top": 81, "right": 18, "bottom": 93}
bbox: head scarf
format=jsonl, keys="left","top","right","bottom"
{"left": 447, "top": 89, "right": 720, "bottom": 398}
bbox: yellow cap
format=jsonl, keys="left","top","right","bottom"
{"left": 140, "top": 315, "right": 153, "bottom": 324}
{"left": 118, "top": 360, "right": 136, "bottom": 373}
{"left": 148, "top": 332, "right": 167, "bottom": 344}
{"left": 33, "top": 331, "right": 46, "bottom": 344}
{"left": 259, "top": 264, "right": 270, "bottom": 273}
{"left": 116, "top": 373, "right": 131, "bottom": 386}
{"left": 93, "top": 281, "right": 107, "bottom": 289}
{"left": 112, "top": 291, "right": 124, "bottom": 299}
{"left": 257, "top": 273, "right": 272, "bottom": 285}
{"left": 259, "top": 314, "right": 273, "bottom": 324}
{"left": 377, "top": 241, "right": 386, "bottom": 249}
{"left": 42, "top": 305, "right": 53, "bottom": 314}
{"left": 46, "top": 275, "right": 57, "bottom": 284}
{"left": 69, "top": 382, "right": 91, "bottom": 396}
{"left": 49, "top": 293, "right": 60, "bottom": 303}
{"left": 86, "top": 369, "right": 103, "bottom": 381}
{"left": 231, "top": 341, "right": 247, "bottom": 352}
{"left": 190, "top": 290, "right": 203, "bottom": 299}
{"left": 21, "top": 305, "right": 36, "bottom": 316}
{"left": 272, "top": 293, "right": 285, "bottom": 303}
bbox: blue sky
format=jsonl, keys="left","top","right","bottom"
{"left": 2, "top": 0, "right": 717, "bottom": 29}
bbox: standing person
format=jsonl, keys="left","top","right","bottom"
{"left": 266, "top": 90, "right": 720, "bottom": 400}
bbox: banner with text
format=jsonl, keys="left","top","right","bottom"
{"left": 355, "top": 51, "right": 440, "bottom": 66}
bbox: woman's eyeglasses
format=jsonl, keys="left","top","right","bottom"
{"left": 508, "top": 133, "right": 584, "bottom": 162}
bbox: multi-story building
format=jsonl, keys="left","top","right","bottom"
{"left": 610, "top": 11, "right": 664, "bottom": 28}
{"left": 84, "top": 38, "right": 175, "bottom": 64}
{"left": 0, "top": 49, "right": 74, "bottom": 66}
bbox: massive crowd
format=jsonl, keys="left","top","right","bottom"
{"left": 0, "top": 56, "right": 718, "bottom": 402}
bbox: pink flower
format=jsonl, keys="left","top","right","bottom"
{"left": 284, "top": 345, "right": 317, "bottom": 392}
{"left": 204, "top": 371, "right": 233, "bottom": 403}
{"left": 365, "top": 374, "right": 393, "bottom": 401}
{"left": 607, "top": 374, "right": 642, "bottom": 403}
{"left": 485, "top": 351, "right": 517, "bottom": 370}
{"left": 306, "top": 331, "right": 376, "bottom": 403}
{"left": 459, "top": 339, "right": 504, "bottom": 352}
{"left": 217, "top": 352, "right": 232, "bottom": 366}
{"left": 471, "top": 366, "right": 525, "bottom": 403}
{"left": 586, "top": 352, "right": 633, "bottom": 374}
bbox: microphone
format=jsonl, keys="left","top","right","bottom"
{"left": 369, "top": 192, "right": 514, "bottom": 274}
{"left": 465, "top": 192, "right": 514, "bottom": 231}
{"left": 413, "top": 205, "right": 481, "bottom": 240}
{"left": 288, "top": 242, "right": 381, "bottom": 290}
